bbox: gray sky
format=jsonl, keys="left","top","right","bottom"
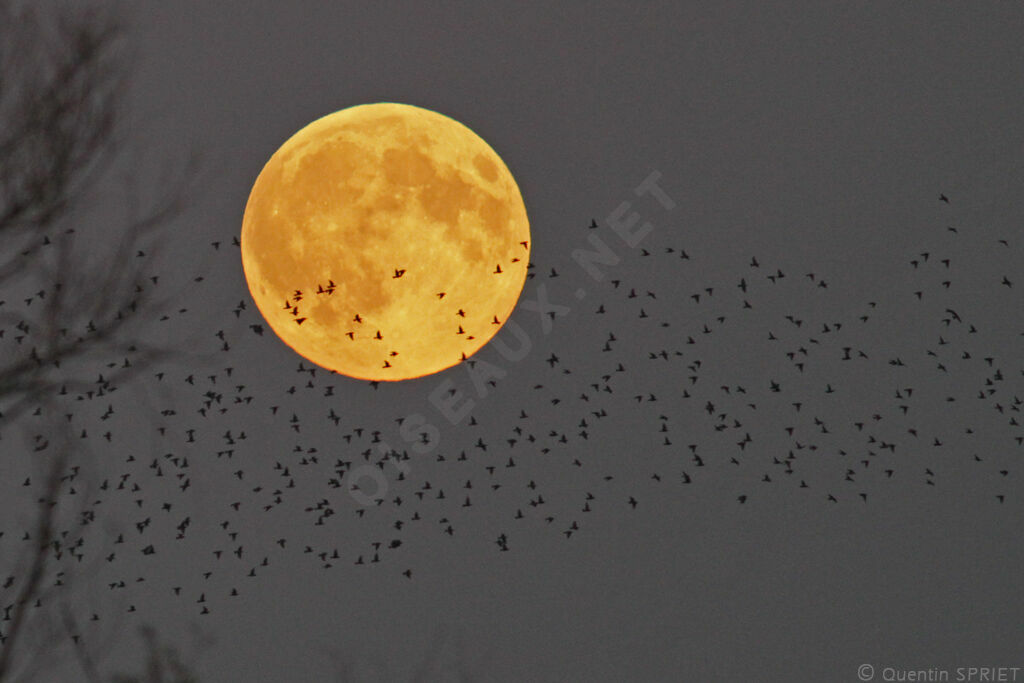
{"left": 4, "top": 1, "right": 1024, "bottom": 681}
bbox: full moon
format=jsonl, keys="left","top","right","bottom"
{"left": 241, "top": 103, "right": 531, "bottom": 381}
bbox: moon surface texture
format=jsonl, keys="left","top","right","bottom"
{"left": 241, "top": 103, "right": 531, "bottom": 381}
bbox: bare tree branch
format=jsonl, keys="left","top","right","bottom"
{"left": 0, "top": 415, "right": 69, "bottom": 680}
{"left": 0, "top": 2, "right": 202, "bottom": 680}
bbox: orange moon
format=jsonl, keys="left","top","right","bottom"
{"left": 241, "top": 103, "right": 531, "bottom": 381}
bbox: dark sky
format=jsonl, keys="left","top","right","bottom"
{"left": 4, "top": 1, "right": 1024, "bottom": 681}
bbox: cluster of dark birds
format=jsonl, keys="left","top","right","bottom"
{"left": 0, "top": 193, "right": 1020, "bottom": 643}
{"left": 274, "top": 239, "right": 530, "bottom": 372}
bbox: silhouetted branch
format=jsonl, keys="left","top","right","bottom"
{"left": 109, "top": 625, "right": 200, "bottom": 683}
{"left": 0, "top": 2, "right": 201, "bottom": 680}
{"left": 0, "top": 2, "right": 127, "bottom": 279}
{"left": 60, "top": 604, "right": 103, "bottom": 683}
{"left": 0, "top": 421, "right": 68, "bottom": 680}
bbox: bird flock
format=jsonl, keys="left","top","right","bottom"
{"left": 0, "top": 193, "right": 1021, "bottom": 645}
{"left": 269, "top": 234, "right": 529, "bottom": 372}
